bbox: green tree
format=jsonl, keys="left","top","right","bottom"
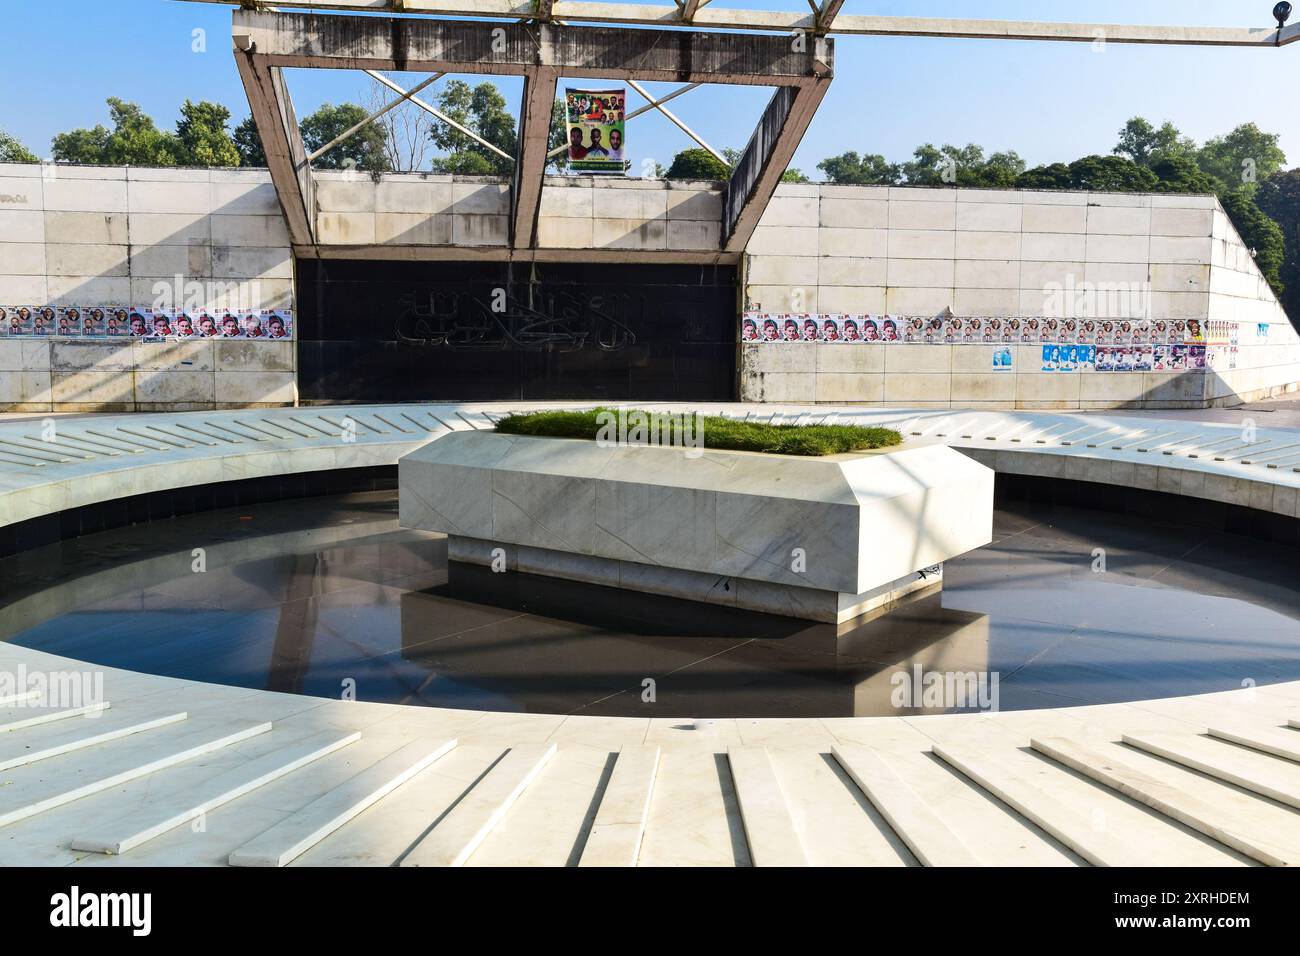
{"left": 1197, "top": 123, "right": 1287, "bottom": 193}
{"left": 817, "top": 151, "right": 900, "bottom": 185}
{"left": 899, "top": 143, "right": 1024, "bottom": 188}
{"left": 1064, "top": 155, "right": 1158, "bottom": 192}
{"left": 1256, "top": 169, "right": 1300, "bottom": 317}
{"left": 780, "top": 168, "right": 810, "bottom": 183}
{"left": 0, "top": 129, "right": 39, "bottom": 163}
{"left": 1016, "top": 163, "right": 1072, "bottom": 190}
{"left": 1220, "top": 186, "right": 1286, "bottom": 297}
{"left": 174, "top": 100, "right": 240, "bottom": 167}
{"left": 52, "top": 98, "right": 178, "bottom": 166}
{"left": 1150, "top": 154, "right": 1222, "bottom": 194}
{"left": 428, "top": 80, "right": 516, "bottom": 175}
{"left": 666, "top": 148, "right": 730, "bottom": 180}
{"left": 1114, "top": 117, "right": 1195, "bottom": 167}
{"left": 300, "top": 102, "right": 392, "bottom": 171}
{"left": 50, "top": 126, "right": 109, "bottom": 163}
{"left": 232, "top": 115, "right": 266, "bottom": 167}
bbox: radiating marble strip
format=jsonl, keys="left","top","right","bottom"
{"left": 401, "top": 743, "right": 556, "bottom": 868}
{"left": 72, "top": 729, "right": 361, "bottom": 855}
{"left": 229, "top": 737, "right": 457, "bottom": 867}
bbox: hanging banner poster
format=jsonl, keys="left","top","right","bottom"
{"left": 565, "top": 88, "right": 626, "bottom": 174}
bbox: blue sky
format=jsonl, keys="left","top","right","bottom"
{"left": 1, "top": 0, "right": 1296, "bottom": 176}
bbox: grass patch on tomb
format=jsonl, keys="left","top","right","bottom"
{"left": 494, "top": 408, "right": 903, "bottom": 457}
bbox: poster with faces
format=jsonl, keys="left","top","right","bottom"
{"left": 3, "top": 306, "right": 31, "bottom": 335}
{"left": 105, "top": 307, "right": 130, "bottom": 336}
{"left": 837, "top": 316, "right": 863, "bottom": 342}
{"left": 81, "top": 307, "right": 105, "bottom": 336}
{"left": 1039, "top": 318, "right": 1060, "bottom": 343}
{"left": 265, "top": 310, "right": 292, "bottom": 339}
{"left": 1003, "top": 317, "right": 1020, "bottom": 343}
{"left": 817, "top": 315, "right": 843, "bottom": 343}
{"left": 126, "top": 309, "right": 151, "bottom": 336}
{"left": 55, "top": 307, "right": 81, "bottom": 336}
{"left": 146, "top": 309, "right": 174, "bottom": 338}
{"left": 982, "top": 318, "right": 1002, "bottom": 344}
{"left": 904, "top": 316, "right": 925, "bottom": 343}
{"left": 30, "top": 306, "right": 56, "bottom": 336}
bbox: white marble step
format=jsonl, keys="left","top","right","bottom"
{"left": 0, "top": 719, "right": 272, "bottom": 829}
{"left": 1123, "top": 733, "right": 1300, "bottom": 810}
{"left": 0, "top": 702, "right": 110, "bottom": 734}
{"left": 1209, "top": 724, "right": 1300, "bottom": 762}
{"left": 766, "top": 749, "right": 913, "bottom": 867}
{"left": 638, "top": 750, "right": 752, "bottom": 867}
{"left": 0, "top": 710, "right": 186, "bottom": 772}
{"left": 228, "top": 737, "right": 457, "bottom": 867}
{"left": 833, "top": 744, "right": 980, "bottom": 867}
{"left": 930, "top": 743, "right": 1242, "bottom": 867}
{"left": 70, "top": 729, "right": 361, "bottom": 855}
{"left": 727, "top": 747, "right": 807, "bottom": 867}
{"left": 578, "top": 745, "right": 660, "bottom": 867}
{"left": 1032, "top": 736, "right": 1299, "bottom": 867}
{"left": 402, "top": 743, "right": 556, "bottom": 868}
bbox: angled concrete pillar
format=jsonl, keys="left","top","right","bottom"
{"left": 234, "top": 49, "right": 316, "bottom": 247}
{"left": 722, "top": 70, "right": 831, "bottom": 253}
{"left": 512, "top": 63, "right": 560, "bottom": 249}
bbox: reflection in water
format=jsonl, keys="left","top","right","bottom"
{"left": 2, "top": 491, "right": 1299, "bottom": 718}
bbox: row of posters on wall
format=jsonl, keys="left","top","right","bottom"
{"left": 1037, "top": 344, "right": 1210, "bottom": 372}
{"left": 741, "top": 314, "right": 1237, "bottom": 346}
{"left": 0, "top": 307, "right": 293, "bottom": 340}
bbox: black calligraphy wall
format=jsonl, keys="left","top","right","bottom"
{"left": 295, "top": 259, "right": 737, "bottom": 402}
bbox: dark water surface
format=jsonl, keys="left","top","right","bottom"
{"left": 3, "top": 491, "right": 1299, "bottom": 718}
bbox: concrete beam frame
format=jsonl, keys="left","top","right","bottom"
{"left": 233, "top": 9, "right": 832, "bottom": 253}
{"left": 202, "top": 0, "right": 1300, "bottom": 46}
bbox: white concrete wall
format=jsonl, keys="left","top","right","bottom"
{"left": 0, "top": 163, "right": 294, "bottom": 411}
{"left": 741, "top": 184, "right": 1300, "bottom": 409}
{"left": 4, "top": 164, "right": 1298, "bottom": 412}
{"left": 313, "top": 171, "right": 723, "bottom": 254}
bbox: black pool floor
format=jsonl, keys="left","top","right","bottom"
{"left": 3, "top": 490, "right": 1299, "bottom": 718}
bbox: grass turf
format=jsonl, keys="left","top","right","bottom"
{"left": 493, "top": 408, "right": 903, "bottom": 457}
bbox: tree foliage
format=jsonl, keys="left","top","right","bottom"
{"left": 174, "top": 100, "right": 240, "bottom": 168}
{"left": 817, "top": 151, "right": 900, "bottom": 185}
{"left": 1197, "top": 122, "right": 1287, "bottom": 192}
{"left": 1113, "top": 117, "right": 1196, "bottom": 167}
{"left": 0, "top": 129, "right": 39, "bottom": 163}
{"left": 300, "top": 102, "right": 392, "bottom": 172}
{"left": 232, "top": 115, "right": 266, "bottom": 168}
{"left": 1221, "top": 186, "right": 1286, "bottom": 294}
{"left": 665, "top": 147, "right": 730, "bottom": 181}
{"left": 428, "top": 80, "right": 515, "bottom": 176}
{"left": 1257, "top": 169, "right": 1300, "bottom": 317}
{"left": 52, "top": 97, "right": 178, "bottom": 166}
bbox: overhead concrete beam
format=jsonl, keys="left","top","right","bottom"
{"left": 233, "top": 10, "right": 832, "bottom": 83}
{"left": 196, "top": 1, "right": 1300, "bottom": 46}
{"left": 233, "top": 50, "right": 315, "bottom": 246}
{"left": 722, "top": 75, "right": 830, "bottom": 253}
{"left": 511, "top": 64, "right": 559, "bottom": 248}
